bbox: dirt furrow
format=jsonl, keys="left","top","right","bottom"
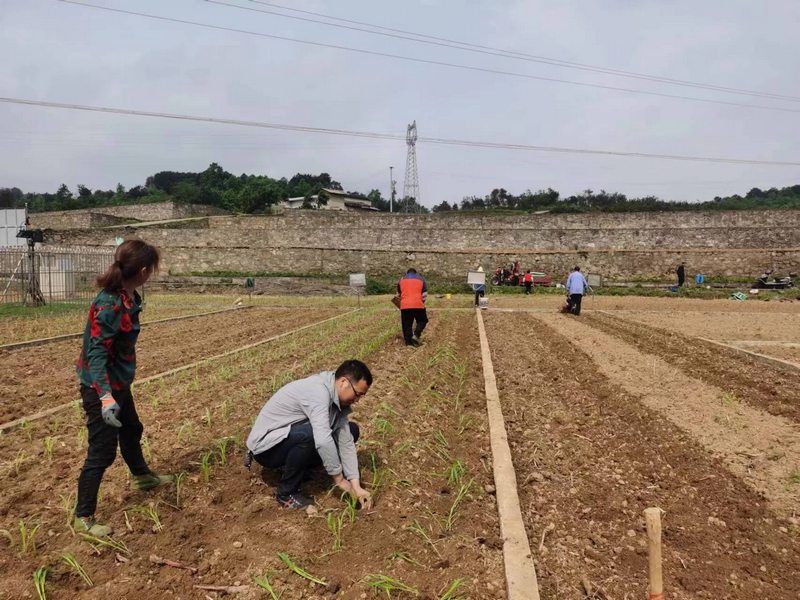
{"left": 548, "top": 313, "right": 800, "bottom": 517}
{"left": 485, "top": 312, "right": 799, "bottom": 600}
{"left": 585, "top": 312, "right": 800, "bottom": 423}
{"left": 0, "top": 308, "right": 341, "bottom": 424}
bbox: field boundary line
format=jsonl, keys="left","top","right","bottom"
{"left": 725, "top": 340, "right": 800, "bottom": 348}
{"left": 0, "top": 309, "right": 359, "bottom": 431}
{"left": 0, "top": 305, "right": 254, "bottom": 352}
{"left": 476, "top": 309, "right": 541, "bottom": 600}
{"left": 698, "top": 337, "right": 800, "bottom": 373}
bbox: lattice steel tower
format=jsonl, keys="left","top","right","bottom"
{"left": 402, "top": 121, "right": 420, "bottom": 212}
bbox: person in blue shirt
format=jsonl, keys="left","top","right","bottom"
{"left": 565, "top": 266, "right": 589, "bottom": 316}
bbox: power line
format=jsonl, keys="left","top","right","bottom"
{"left": 212, "top": 0, "right": 800, "bottom": 104}
{"left": 56, "top": 0, "right": 800, "bottom": 115}
{"left": 2, "top": 96, "right": 799, "bottom": 167}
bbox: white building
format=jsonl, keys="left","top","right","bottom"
{"left": 283, "top": 188, "right": 377, "bottom": 211}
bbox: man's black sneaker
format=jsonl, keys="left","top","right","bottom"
{"left": 277, "top": 492, "right": 314, "bottom": 509}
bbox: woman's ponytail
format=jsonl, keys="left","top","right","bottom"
{"left": 96, "top": 239, "right": 160, "bottom": 292}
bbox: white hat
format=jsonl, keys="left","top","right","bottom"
{"left": 477, "top": 266, "right": 484, "bottom": 272}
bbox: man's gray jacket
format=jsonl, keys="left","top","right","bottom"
{"left": 246, "top": 371, "right": 359, "bottom": 480}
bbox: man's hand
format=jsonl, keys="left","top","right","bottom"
{"left": 333, "top": 473, "right": 353, "bottom": 494}
{"left": 352, "top": 485, "right": 373, "bottom": 510}
{"left": 100, "top": 394, "right": 122, "bottom": 428}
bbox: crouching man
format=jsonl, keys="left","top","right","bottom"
{"left": 246, "top": 359, "right": 373, "bottom": 510}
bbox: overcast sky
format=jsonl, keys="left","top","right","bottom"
{"left": 2, "top": 0, "right": 799, "bottom": 206}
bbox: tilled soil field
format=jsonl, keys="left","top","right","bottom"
{"left": 615, "top": 310, "right": 800, "bottom": 342}
{"left": 0, "top": 308, "right": 505, "bottom": 599}
{"left": 0, "top": 305, "right": 230, "bottom": 346}
{"left": 0, "top": 308, "right": 342, "bottom": 425}
{"left": 489, "top": 295, "right": 800, "bottom": 313}
{"left": 485, "top": 312, "right": 800, "bottom": 600}
{"left": 585, "top": 312, "right": 800, "bottom": 423}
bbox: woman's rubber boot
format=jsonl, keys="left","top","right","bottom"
{"left": 75, "top": 515, "right": 113, "bottom": 537}
{"left": 131, "top": 472, "right": 174, "bottom": 491}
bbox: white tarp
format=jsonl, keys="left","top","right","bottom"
{"left": 0, "top": 209, "right": 27, "bottom": 247}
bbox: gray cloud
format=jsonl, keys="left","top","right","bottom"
{"left": 2, "top": 0, "right": 798, "bottom": 204}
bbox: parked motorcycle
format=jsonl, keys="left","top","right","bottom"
{"left": 753, "top": 270, "right": 795, "bottom": 289}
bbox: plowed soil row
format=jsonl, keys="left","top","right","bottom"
{"left": 617, "top": 310, "right": 800, "bottom": 342}
{"left": 485, "top": 312, "right": 799, "bottom": 600}
{"left": 0, "top": 309, "right": 505, "bottom": 599}
{"left": 0, "top": 308, "right": 342, "bottom": 425}
{"left": 0, "top": 305, "right": 227, "bottom": 346}
{"left": 585, "top": 312, "right": 800, "bottom": 424}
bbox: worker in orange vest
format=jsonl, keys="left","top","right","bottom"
{"left": 396, "top": 268, "right": 428, "bottom": 346}
{"left": 523, "top": 270, "right": 533, "bottom": 295}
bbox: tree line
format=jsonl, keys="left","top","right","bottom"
{"left": 2, "top": 162, "right": 799, "bottom": 214}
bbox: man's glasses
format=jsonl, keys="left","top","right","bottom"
{"left": 346, "top": 378, "right": 367, "bottom": 399}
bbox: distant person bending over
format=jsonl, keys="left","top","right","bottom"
{"left": 565, "top": 266, "right": 589, "bottom": 316}
{"left": 246, "top": 360, "right": 373, "bottom": 509}
{"left": 523, "top": 270, "right": 533, "bottom": 295}
{"left": 75, "top": 239, "right": 173, "bottom": 537}
{"left": 397, "top": 268, "right": 428, "bottom": 346}
{"left": 677, "top": 263, "right": 685, "bottom": 287}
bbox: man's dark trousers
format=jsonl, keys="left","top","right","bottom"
{"left": 525, "top": 282, "right": 532, "bottom": 295}
{"left": 401, "top": 308, "right": 428, "bottom": 345}
{"left": 254, "top": 421, "right": 360, "bottom": 496}
{"left": 474, "top": 290, "right": 484, "bottom": 306}
{"left": 570, "top": 293, "right": 583, "bottom": 316}
{"left": 77, "top": 385, "right": 150, "bottom": 517}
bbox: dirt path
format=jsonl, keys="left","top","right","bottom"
{"left": 0, "top": 308, "right": 341, "bottom": 424}
{"left": 485, "top": 312, "right": 799, "bottom": 600}
{"left": 548, "top": 313, "right": 800, "bottom": 517}
{"left": 585, "top": 312, "right": 800, "bottom": 423}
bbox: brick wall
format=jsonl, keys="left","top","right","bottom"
{"left": 42, "top": 209, "right": 800, "bottom": 280}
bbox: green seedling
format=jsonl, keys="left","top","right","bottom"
{"left": 430, "top": 430, "right": 451, "bottom": 463}
{"left": 77, "top": 427, "right": 88, "bottom": 448}
{"left": 141, "top": 436, "right": 151, "bottom": 460}
{"left": 174, "top": 471, "right": 188, "bottom": 509}
{"left": 457, "top": 414, "right": 474, "bottom": 435}
{"left": 277, "top": 552, "right": 326, "bottom": 585}
{"left": 72, "top": 400, "right": 82, "bottom": 421}
{"left": 220, "top": 399, "right": 230, "bottom": 421}
{"left": 388, "top": 469, "right": 413, "bottom": 487}
{"left": 20, "top": 419, "right": 32, "bottom": 441}
{"left": 439, "top": 579, "right": 467, "bottom": 600}
{"left": 177, "top": 422, "right": 193, "bottom": 444}
{"left": 253, "top": 570, "right": 284, "bottom": 599}
{"left": 342, "top": 492, "right": 358, "bottom": 524}
{"left": 399, "top": 376, "right": 415, "bottom": 391}
{"left": 62, "top": 553, "right": 93, "bottom": 586}
{"left": 33, "top": 566, "right": 50, "bottom": 600}
{"left": 405, "top": 519, "right": 442, "bottom": 558}
{"left": 379, "top": 402, "right": 398, "bottom": 417}
{"left": 14, "top": 449, "right": 26, "bottom": 475}
{"left": 81, "top": 534, "right": 130, "bottom": 556}
{"left": 51, "top": 419, "right": 60, "bottom": 434}
{"left": 374, "top": 416, "right": 394, "bottom": 439}
{"left": 385, "top": 552, "right": 421, "bottom": 569}
{"left": 215, "top": 437, "right": 230, "bottom": 466}
{"left": 0, "top": 528, "right": 13, "bottom": 549}
{"left": 326, "top": 509, "right": 344, "bottom": 553}
{"left": 131, "top": 503, "right": 163, "bottom": 531}
{"left": 201, "top": 451, "right": 213, "bottom": 483}
{"left": 366, "top": 574, "right": 419, "bottom": 598}
{"left": 447, "top": 461, "right": 466, "bottom": 486}
{"left": 60, "top": 492, "right": 76, "bottom": 531}
{"left": 788, "top": 472, "right": 800, "bottom": 484}
{"left": 443, "top": 479, "right": 473, "bottom": 532}
{"left": 190, "top": 376, "right": 202, "bottom": 391}
{"left": 202, "top": 408, "right": 212, "bottom": 427}
{"left": 18, "top": 518, "right": 41, "bottom": 556}
{"left": 395, "top": 441, "right": 415, "bottom": 454}
{"left": 720, "top": 391, "right": 739, "bottom": 408}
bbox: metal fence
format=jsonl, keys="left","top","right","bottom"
{"left": 0, "top": 246, "right": 115, "bottom": 305}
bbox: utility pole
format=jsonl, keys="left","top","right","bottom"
{"left": 389, "top": 166, "right": 396, "bottom": 213}
{"left": 403, "top": 121, "right": 420, "bottom": 213}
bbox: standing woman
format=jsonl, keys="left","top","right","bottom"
{"left": 74, "top": 239, "right": 172, "bottom": 536}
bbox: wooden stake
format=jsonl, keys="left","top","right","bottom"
{"left": 644, "top": 507, "right": 664, "bottom": 600}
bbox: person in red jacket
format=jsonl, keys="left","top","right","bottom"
{"left": 523, "top": 270, "right": 533, "bottom": 295}
{"left": 396, "top": 268, "right": 428, "bottom": 346}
